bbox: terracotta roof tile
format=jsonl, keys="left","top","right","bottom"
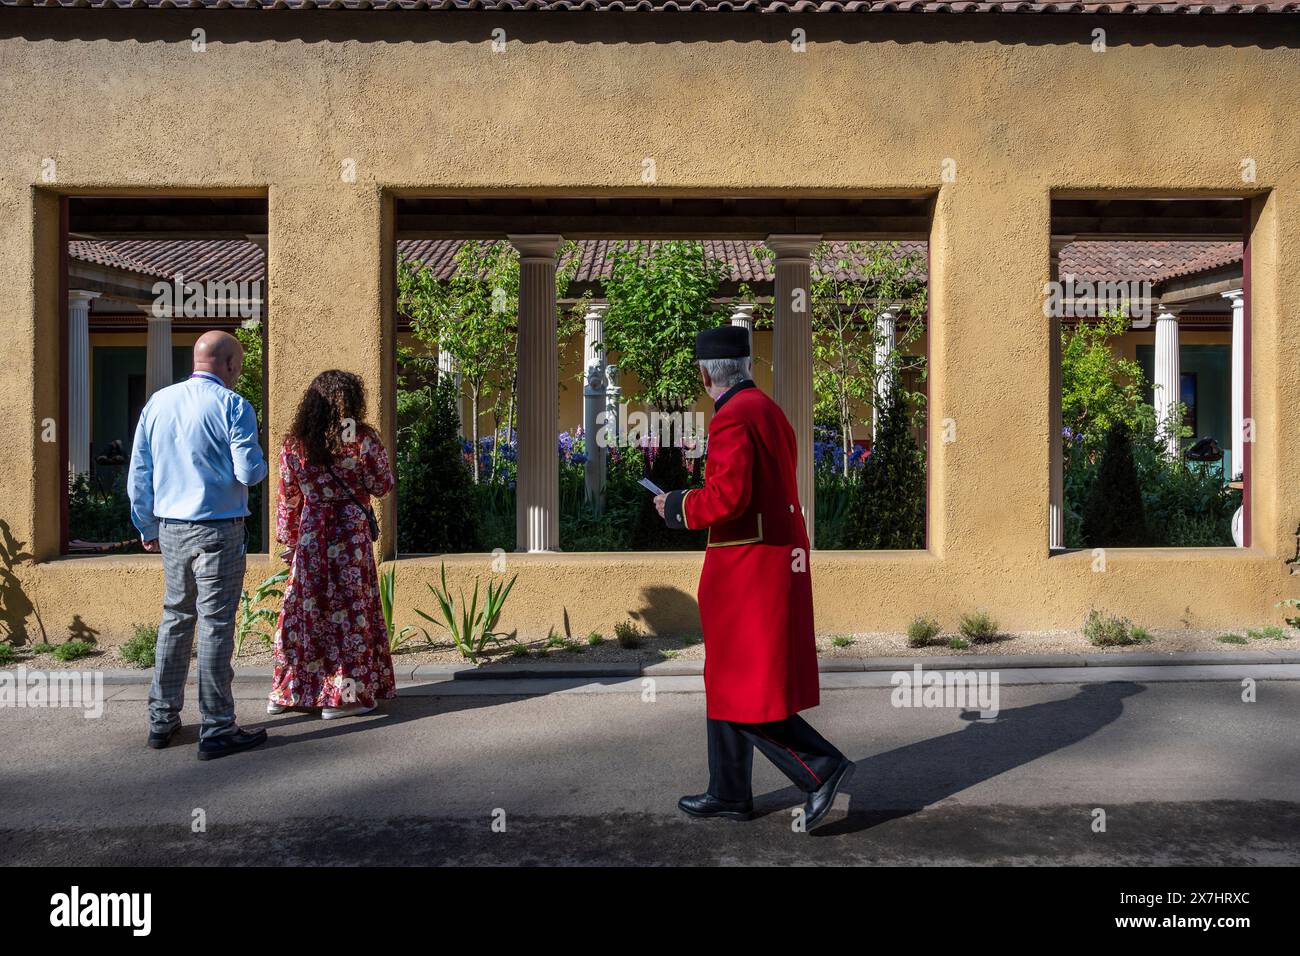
{"left": 69, "top": 236, "right": 1241, "bottom": 287}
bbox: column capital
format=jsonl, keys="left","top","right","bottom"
{"left": 730, "top": 302, "right": 755, "bottom": 323}
{"left": 508, "top": 234, "right": 564, "bottom": 261}
{"left": 68, "top": 289, "right": 101, "bottom": 307}
{"left": 1155, "top": 304, "right": 1184, "bottom": 320}
{"left": 764, "top": 234, "right": 822, "bottom": 261}
{"left": 1221, "top": 289, "right": 1244, "bottom": 302}
{"left": 584, "top": 302, "right": 608, "bottom": 321}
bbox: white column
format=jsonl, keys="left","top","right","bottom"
{"left": 582, "top": 303, "right": 608, "bottom": 510}
{"left": 730, "top": 302, "right": 755, "bottom": 355}
{"left": 145, "top": 311, "right": 174, "bottom": 399}
{"left": 67, "top": 290, "right": 99, "bottom": 477}
{"left": 1223, "top": 289, "right": 1245, "bottom": 482}
{"left": 509, "top": 234, "right": 563, "bottom": 552}
{"left": 872, "top": 304, "right": 899, "bottom": 441}
{"left": 766, "top": 234, "right": 821, "bottom": 545}
{"left": 436, "top": 336, "right": 464, "bottom": 436}
{"left": 1154, "top": 307, "right": 1182, "bottom": 459}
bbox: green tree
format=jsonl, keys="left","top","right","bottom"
{"left": 1080, "top": 421, "right": 1148, "bottom": 547}
{"left": 396, "top": 378, "right": 480, "bottom": 554}
{"left": 1060, "top": 309, "right": 1154, "bottom": 451}
{"left": 807, "top": 241, "right": 928, "bottom": 475}
{"left": 601, "top": 240, "right": 728, "bottom": 414}
{"left": 847, "top": 380, "right": 925, "bottom": 549}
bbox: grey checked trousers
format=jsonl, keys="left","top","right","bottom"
{"left": 148, "top": 518, "right": 247, "bottom": 741}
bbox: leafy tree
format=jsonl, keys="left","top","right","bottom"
{"left": 1080, "top": 421, "right": 1148, "bottom": 547}
{"left": 601, "top": 241, "right": 725, "bottom": 549}
{"left": 807, "top": 241, "right": 928, "bottom": 476}
{"left": 601, "top": 240, "right": 728, "bottom": 414}
{"left": 847, "top": 380, "right": 925, "bottom": 549}
{"left": 398, "top": 241, "right": 579, "bottom": 482}
{"left": 233, "top": 320, "right": 264, "bottom": 421}
{"left": 1060, "top": 309, "right": 1155, "bottom": 451}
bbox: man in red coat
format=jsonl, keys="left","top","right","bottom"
{"left": 655, "top": 325, "right": 854, "bottom": 830}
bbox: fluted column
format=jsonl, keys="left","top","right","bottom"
{"left": 1223, "top": 289, "right": 1245, "bottom": 483}
{"left": 730, "top": 302, "right": 755, "bottom": 354}
{"left": 872, "top": 304, "right": 899, "bottom": 441}
{"left": 145, "top": 310, "right": 174, "bottom": 399}
{"left": 509, "top": 234, "right": 563, "bottom": 552}
{"left": 67, "top": 290, "right": 98, "bottom": 477}
{"left": 766, "top": 234, "right": 821, "bottom": 545}
{"left": 583, "top": 303, "right": 608, "bottom": 511}
{"left": 1154, "top": 307, "right": 1182, "bottom": 459}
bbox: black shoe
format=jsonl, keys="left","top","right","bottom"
{"left": 197, "top": 726, "right": 268, "bottom": 761}
{"left": 803, "top": 759, "right": 855, "bottom": 831}
{"left": 147, "top": 723, "right": 180, "bottom": 750}
{"left": 678, "top": 792, "right": 754, "bottom": 821}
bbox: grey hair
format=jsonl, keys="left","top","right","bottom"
{"left": 699, "top": 356, "right": 752, "bottom": 390}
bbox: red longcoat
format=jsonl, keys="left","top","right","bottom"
{"left": 679, "top": 383, "right": 819, "bottom": 724}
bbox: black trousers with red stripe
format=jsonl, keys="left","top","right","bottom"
{"left": 707, "top": 715, "right": 845, "bottom": 802}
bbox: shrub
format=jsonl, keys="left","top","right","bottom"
{"left": 235, "top": 569, "right": 289, "bottom": 656}
{"left": 613, "top": 620, "right": 644, "bottom": 649}
{"left": 1082, "top": 609, "right": 1145, "bottom": 647}
{"left": 1248, "top": 625, "right": 1287, "bottom": 641}
{"left": 586, "top": 631, "right": 605, "bottom": 646}
{"left": 947, "top": 637, "right": 970, "bottom": 650}
{"left": 847, "top": 381, "right": 926, "bottom": 550}
{"left": 397, "top": 379, "right": 481, "bottom": 554}
{"left": 906, "top": 615, "right": 942, "bottom": 648}
{"left": 52, "top": 640, "right": 95, "bottom": 662}
{"left": 414, "top": 562, "right": 518, "bottom": 663}
{"left": 958, "top": 610, "right": 998, "bottom": 644}
{"left": 1081, "top": 422, "right": 1147, "bottom": 548}
{"left": 831, "top": 635, "right": 855, "bottom": 648}
{"left": 1217, "top": 634, "right": 1247, "bottom": 645}
{"left": 0, "top": 644, "right": 14, "bottom": 666}
{"left": 119, "top": 624, "right": 157, "bottom": 669}
{"left": 29, "top": 642, "right": 56, "bottom": 655}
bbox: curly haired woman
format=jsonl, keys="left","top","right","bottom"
{"left": 268, "top": 370, "right": 396, "bottom": 720}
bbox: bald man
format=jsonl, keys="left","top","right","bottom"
{"left": 128, "top": 330, "right": 270, "bottom": 760}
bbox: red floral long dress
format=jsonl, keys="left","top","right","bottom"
{"left": 270, "top": 431, "right": 397, "bottom": 709}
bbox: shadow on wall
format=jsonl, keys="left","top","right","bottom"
{"left": 629, "top": 585, "right": 701, "bottom": 639}
{"left": 0, "top": 519, "right": 46, "bottom": 647}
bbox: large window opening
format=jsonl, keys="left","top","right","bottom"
{"left": 1049, "top": 197, "right": 1249, "bottom": 550}
{"left": 392, "top": 196, "right": 931, "bottom": 555}
{"left": 62, "top": 196, "right": 269, "bottom": 554}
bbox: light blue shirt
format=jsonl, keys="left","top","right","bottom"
{"left": 127, "top": 371, "right": 268, "bottom": 541}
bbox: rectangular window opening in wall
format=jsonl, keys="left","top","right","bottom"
{"left": 1048, "top": 196, "right": 1250, "bottom": 551}
{"left": 61, "top": 195, "right": 270, "bottom": 556}
{"left": 391, "top": 195, "right": 933, "bottom": 555}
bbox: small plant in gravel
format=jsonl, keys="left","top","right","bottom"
{"left": 1083, "top": 609, "right": 1149, "bottom": 647}
{"left": 1217, "top": 633, "right": 1248, "bottom": 645}
{"left": 0, "top": 644, "right": 15, "bottom": 666}
{"left": 587, "top": 631, "right": 605, "bottom": 646}
{"left": 947, "top": 637, "right": 971, "bottom": 650}
{"left": 831, "top": 635, "right": 855, "bottom": 648}
{"left": 1247, "top": 625, "right": 1288, "bottom": 641}
{"left": 614, "top": 620, "right": 644, "bottom": 649}
{"left": 958, "top": 610, "right": 998, "bottom": 644}
{"left": 52, "top": 640, "right": 96, "bottom": 663}
{"left": 906, "top": 615, "right": 943, "bottom": 648}
{"left": 119, "top": 624, "right": 158, "bottom": 669}
{"left": 28, "top": 642, "right": 56, "bottom": 655}
{"left": 510, "top": 644, "right": 530, "bottom": 658}
{"left": 661, "top": 649, "right": 679, "bottom": 660}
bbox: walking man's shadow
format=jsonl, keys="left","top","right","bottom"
{"left": 756, "top": 681, "right": 1146, "bottom": 835}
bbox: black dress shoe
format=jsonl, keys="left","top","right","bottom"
{"left": 803, "top": 759, "right": 855, "bottom": 831}
{"left": 678, "top": 792, "right": 754, "bottom": 821}
{"left": 197, "top": 726, "right": 268, "bottom": 761}
{"left": 147, "top": 723, "right": 180, "bottom": 750}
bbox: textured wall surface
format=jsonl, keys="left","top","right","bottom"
{"left": 2, "top": 12, "right": 1298, "bottom": 642}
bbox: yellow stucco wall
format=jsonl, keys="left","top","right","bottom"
{"left": 3, "top": 12, "right": 1298, "bottom": 644}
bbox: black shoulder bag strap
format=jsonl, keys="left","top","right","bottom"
{"left": 326, "top": 463, "right": 380, "bottom": 542}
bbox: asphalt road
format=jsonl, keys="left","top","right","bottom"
{"left": 3, "top": 673, "right": 1299, "bottom": 865}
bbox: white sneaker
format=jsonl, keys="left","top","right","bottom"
{"left": 267, "top": 701, "right": 288, "bottom": 715}
{"left": 321, "top": 703, "right": 376, "bottom": 720}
